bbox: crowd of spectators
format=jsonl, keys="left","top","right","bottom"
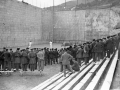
{"left": 0, "top": 33, "right": 120, "bottom": 76}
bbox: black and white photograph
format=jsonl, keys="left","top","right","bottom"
{"left": 0, "top": 0, "right": 120, "bottom": 90}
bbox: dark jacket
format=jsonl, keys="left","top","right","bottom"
{"left": 72, "top": 61, "right": 80, "bottom": 71}
{"left": 83, "top": 44, "right": 89, "bottom": 57}
{"left": 4, "top": 51, "right": 11, "bottom": 61}
{"left": 76, "top": 48, "right": 83, "bottom": 58}
{"left": 21, "top": 51, "right": 28, "bottom": 64}
{"left": 106, "top": 38, "right": 113, "bottom": 50}
{"left": 29, "top": 51, "right": 37, "bottom": 64}
{"left": 14, "top": 51, "right": 21, "bottom": 63}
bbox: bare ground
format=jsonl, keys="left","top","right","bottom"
{"left": 0, "top": 64, "right": 60, "bottom": 90}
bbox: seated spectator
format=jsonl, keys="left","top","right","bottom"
{"left": 71, "top": 59, "right": 80, "bottom": 72}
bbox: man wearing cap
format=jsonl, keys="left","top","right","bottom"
{"left": 37, "top": 49, "right": 45, "bottom": 75}
{"left": 91, "top": 39, "right": 96, "bottom": 62}
{"left": 106, "top": 36, "right": 113, "bottom": 58}
{"left": 3, "top": 49, "right": 11, "bottom": 71}
{"left": 61, "top": 49, "right": 74, "bottom": 77}
{"left": 83, "top": 43, "right": 90, "bottom": 64}
{"left": 14, "top": 48, "right": 21, "bottom": 71}
{"left": 21, "top": 49, "right": 28, "bottom": 71}
{"left": 103, "top": 38, "right": 107, "bottom": 58}
{"left": 0, "top": 47, "right": 6, "bottom": 71}
{"left": 9, "top": 49, "right": 14, "bottom": 70}
{"left": 76, "top": 46, "right": 83, "bottom": 66}
{"left": 28, "top": 49, "right": 37, "bottom": 71}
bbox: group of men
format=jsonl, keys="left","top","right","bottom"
{"left": 0, "top": 33, "right": 120, "bottom": 76}
{"left": 0, "top": 47, "right": 48, "bottom": 75}
{"left": 59, "top": 34, "right": 120, "bottom": 77}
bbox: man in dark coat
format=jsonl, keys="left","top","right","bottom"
{"left": 103, "top": 38, "right": 107, "bottom": 58}
{"left": 9, "top": 49, "right": 15, "bottom": 70}
{"left": 28, "top": 49, "right": 37, "bottom": 71}
{"left": 54, "top": 48, "right": 59, "bottom": 64}
{"left": 94, "top": 39, "right": 103, "bottom": 62}
{"left": 14, "top": 48, "right": 21, "bottom": 71}
{"left": 83, "top": 43, "right": 89, "bottom": 64}
{"left": 21, "top": 49, "right": 28, "bottom": 71}
{"left": 49, "top": 49, "right": 54, "bottom": 65}
{"left": 106, "top": 36, "right": 113, "bottom": 58}
{"left": 99, "top": 39, "right": 105, "bottom": 59}
{"left": 0, "top": 47, "right": 6, "bottom": 70}
{"left": 3, "top": 49, "right": 11, "bottom": 71}
{"left": 0, "top": 48, "right": 5, "bottom": 71}
{"left": 91, "top": 39, "right": 96, "bottom": 62}
{"left": 76, "top": 46, "right": 83, "bottom": 66}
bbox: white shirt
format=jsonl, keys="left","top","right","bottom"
{"left": 49, "top": 41, "right": 52, "bottom": 49}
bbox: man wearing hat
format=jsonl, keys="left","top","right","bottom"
{"left": 91, "top": 39, "right": 96, "bottom": 62}
{"left": 14, "top": 48, "right": 21, "bottom": 71}
{"left": 0, "top": 47, "right": 6, "bottom": 71}
{"left": 28, "top": 49, "right": 37, "bottom": 71}
{"left": 83, "top": 43, "right": 90, "bottom": 64}
{"left": 61, "top": 49, "right": 74, "bottom": 77}
{"left": 76, "top": 46, "right": 83, "bottom": 66}
{"left": 106, "top": 36, "right": 113, "bottom": 58}
{"left": 3, "top": 49, "right": 11, "bottom": 71}
{"left": 37, "top": 49, "right": 45, "bottom": 75}
{"left": 21, "top": 49, "right": 28, "bottom": 71}
{"left": 9, "top": 49, "right": 15, "bottom": 70}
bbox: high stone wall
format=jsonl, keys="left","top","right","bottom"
{"left": 54, "top": 9, "right": 120, "bottom": 43}
{"left": 0, "top": 0, "right": 120, "bottom": 48}
{"left": 0, "top": 0, "right": 43, "bottom": 48}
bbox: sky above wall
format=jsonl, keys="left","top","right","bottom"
{"left": 17, "top": 0, "right": 75, "bottom": 8}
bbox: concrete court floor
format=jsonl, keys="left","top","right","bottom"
{"left": 0, "top": 64, "right": 60, "bottom": 90}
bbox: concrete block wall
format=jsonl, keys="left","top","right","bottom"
{"left": 54, "top": 9, "right": 120, "bottom": 43}
{"left": 0, "top": 0, "right": 120, "bottom": 48}
{"left": 0, "top": 0, "right": 43, "bottom": 48}
{"left": 54, "top": 11, "right": 85, "bottom": 43}
{"left": 41, "top": 10, "right": 53, "bottom": 42}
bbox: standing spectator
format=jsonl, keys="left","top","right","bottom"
{"left": 29, "top": 49, "right": 37, "bottom": 71}
{"left": 106, "top": 36, "right": 112, "bottom": 58}
{"left": 4, "top": 49, "right": 11, "bottom": 71}
{"left": 76, "top": 46, "right": 83, "bottom": 66}
{"left": 103, "top": 38, "right": 107, "bottom": 58}
{"left": 9, "top": 49, "right": 15, "bottom": 71}
{"left": 0, "top": 47, "right": 6, "bottom": 71}
{"left": 49, "top": 49, "right": 54, "bottom": 65}
{"left": 58, "top": 49, "right": 64, "bottom": 72}
{"left": 21, "top": 49, "right": 28, "bottom": 71}
{"left": 37, "top": 49, "right": 45, "bottom": 75}
{"left": 72, "top": 46, "right": 77, "bottom": 60}
{"left": 83, "top": 43, "right": 89, "bottom": 64}
{"left": 45, "top": 48, "right": 50, "bottom": 65}
{"left": 99, "top": 39, "right": 104, "bottom": 60}
{"left": 54, "top": 48, "right": 59, "bottom": 64}
{"left": 14, "top": 48, "right": 21, "bottom": 71}
{"left": 61, "top": 49, "right": 74, "bottom": 77}
{"left": 44, "top": 48, "right": 47, "bottom": 66}
{"left": 91, "top": 39, "right": 96, "bottom": 62}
